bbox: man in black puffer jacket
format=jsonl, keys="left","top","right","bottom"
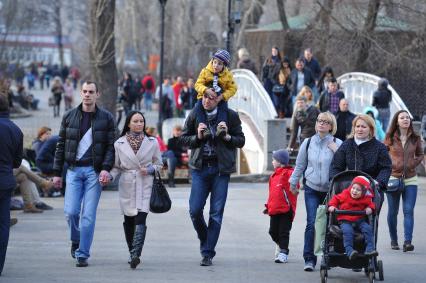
{"left": 53, "top": 81, "right": 116, "bottom": 267}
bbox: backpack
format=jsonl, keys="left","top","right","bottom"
{"left": 145, "top": 78, "right": 153, "bottom": 90}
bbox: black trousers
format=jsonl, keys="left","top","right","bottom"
{"left": 269, "top": 211, "right": 293, "bottom": 253}
{"left": 0, "top": 188, "right": 13, "bottom": 276}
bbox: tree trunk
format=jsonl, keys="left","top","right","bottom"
{"left": 354, "top": 0, "right": 381, "bottom": 71}
{"left": 246, "top": 0, "right": 267, "bottom": 27}
{"left": 276, "top": 0, "right": 290, "bottom": 30}
{"left": 90, "top": 0, "right": 117, "bottom": 116}
{"left": 316, "top": 0, "right": 335, "bottom": 64}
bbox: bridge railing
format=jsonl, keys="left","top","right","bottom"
{"left": 230, "top": 69, "right": 277, "bottom": 139}
{"left": 337, "top": 72, "right": 411, "bottom": 118}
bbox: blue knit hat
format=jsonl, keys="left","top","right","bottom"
{"left": 272, "top": 149, "right": 289, "bottom": 165}
{"left": 212, "top": 49, "right": 231, "bottom": 66}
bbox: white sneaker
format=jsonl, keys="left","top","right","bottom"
{"left": 274, "top": 252, "right": 288, "bottom": 263}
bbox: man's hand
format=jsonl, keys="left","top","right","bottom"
{"left": 328, "top": 206, "right": 336, "bottom": 213}
{"left": 197, "top": 123, "right": 207, "bottom": 139}
{"left": 53, "top": 176, "right": 63, "bottom": 189}
{"left": 365, "top": 207, "right": 373, "bottom": 215}
{"left": 99, "top": 170, "right": 111, "bottom": 186}
{"left": 290, "top": 185, "right": 299, "bottom": 195}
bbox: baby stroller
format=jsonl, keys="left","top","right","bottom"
{"left": 320, "top": 170, "right": 384, "bottom": 283}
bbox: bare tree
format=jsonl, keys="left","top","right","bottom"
{"left": 276, "top": 0, "right": 290, "bottom": 30}
{"left": 354, "top": 0, "right": 381, "bottom": 71}
{"left": 89, "top": 0, "right": 117, "bottom": 114}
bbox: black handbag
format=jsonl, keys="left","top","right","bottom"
{"left": 150, "top": 171, "right": 172, "bottom": 213}
{"left": 387, "top": 177, "right": 404, "bottom": 192}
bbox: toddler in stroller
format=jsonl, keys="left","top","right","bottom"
{"left": 328, "top": 175, "right": 378, "bottom": 260}
{"left": 320, "top": 170, "right": 384, "bottom": 282}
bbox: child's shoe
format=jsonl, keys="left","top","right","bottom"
{"left": 216, "top": 124, "right": 227, "bottom": 138}
{"left": 365, "top": 250, "right": 378, "bottom": 257}
{"left": 348, "top": 250, "right": 358, "bottom": 261}
{"left": 274, "top": 252, "right": 288, "bottom": 263}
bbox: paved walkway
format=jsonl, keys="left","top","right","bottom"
{"left": 4, "top": 181, "right": 426, "bottom": 283}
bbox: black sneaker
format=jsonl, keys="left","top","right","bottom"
{"left": 391, "top": 241, "right": 400, "bottom": 250}
{"left": 35, "top": 202, "right": 53, "bottom": 210}
{"left": 200, "top": 256, "right": 212, "bottom": 266}
{"left": 76, "top": 257, "right": 88, "bottom": 267}
{"left": 348, "top": 250, "right": 358, "bottom": 261}
{"left": 365, "top": 250, "right": 378, "bottom": 257}
{"left": 71, "top": 242, "right": 79, "bottom": 259}
{"left": 403, "top": 241, "right": 414, "bottom": 252}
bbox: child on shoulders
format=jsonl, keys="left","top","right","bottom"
{"left": 194, "top": 49, "right": 238, "bottom": 140}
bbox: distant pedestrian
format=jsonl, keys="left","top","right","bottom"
{"left": 53, "top": 81, "right": 116, "bottom": 267}
{"left": 264, "top": 149, "right": 298, "bottom": 264}
{"left": 372, "top": 78, "right": 392, "bottom": 132}
{"left": 262, "top": 47, "right": 282, "bottom": 109}
{"left": 236, "top": 48, "right": 258, "bottom": 75}
{"left": 335, "top": 99, "right": 356, "bottom": 141}
{"left": 0, "top": 94, "right": 23, "bottom": 276}
{"left": 51, "top": 77, "right": 64, "bottom": 117}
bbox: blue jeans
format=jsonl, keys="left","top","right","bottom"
{"left": 303, "top": 186, "right": 327, "bottom": 265}
{"left": 144, "top": 92, "right": 153, "bottom": 111}
{"left": 189, "top": 165, "right": 230, "bottom": 258}
{"left": 163, "top": 150, "right": 177, "bottom": 176}
{"left": 377, "top": 108, "right": 390, "bottom": 132}
{"left": 386, "top": 185, "right": 417, "bottom": 242}
{"left": 0, "top": 188, "right": 13, "bottom": 276}
{"left": 64, "top": 166, "right": 102, "bottom": 259}
{"left": 341, "top": 220, "right": 374, "bottom": 255}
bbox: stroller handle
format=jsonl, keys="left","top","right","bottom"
{"left": 334, "top": 209, "right": 366, "bottom": 216}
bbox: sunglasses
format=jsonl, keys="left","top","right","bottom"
{"left": 316, "top": 119, "right": 331, "bottom": 125}
{"left": 82, "top": 90, "right": 96, "bottom": 94}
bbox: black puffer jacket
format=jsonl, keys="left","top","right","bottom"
{"left": 53, "top": 104, "right": 116, "bottom": 176}
{"left": 330, "top": 138, "right": 392, "bottom": 191}
{"left": 179, "top": 108, "right": 245, "bottom": 174}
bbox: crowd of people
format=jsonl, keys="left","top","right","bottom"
{"left": 0, "top": 45, "right": 424, "bottom": 280}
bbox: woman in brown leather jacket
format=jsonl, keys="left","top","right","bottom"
{"left": 384, "top": 110, "right": 424, "bottom": 252}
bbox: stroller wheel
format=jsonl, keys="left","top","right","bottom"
{"left": 378, "top": 260, "right": 384, "bottom": 281}
{"left": 320, "top": 269, "right": 328, "bottom": 283}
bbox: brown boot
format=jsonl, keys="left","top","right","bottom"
{"left": 278, "top": 111, "right": 285, "bottom": 119}
{"left": 23, "top": 203, "right": 43, "bottom": 213}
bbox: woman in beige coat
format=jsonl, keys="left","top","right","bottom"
{"left": 110, "top": 111, "right": 163, "bottom": 269}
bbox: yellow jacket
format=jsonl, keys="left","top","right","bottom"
{"left": 195, "top": 60, "right": 237, "bottom": 101}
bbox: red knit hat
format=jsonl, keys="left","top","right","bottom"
{"left": 351, "top": 176, "right": 371, "bottom": 195}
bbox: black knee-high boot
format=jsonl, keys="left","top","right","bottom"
{"left": 130, "top": 224, "right": 147, "bottom": 269}
{"left": 123, "top": 222, "right": 135, "bottom": 264}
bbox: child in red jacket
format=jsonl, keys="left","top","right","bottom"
{"left": 264, "top": 149, "right": 298, "bottom": 263}
{"left": 328, "top": 176, "right": 378, "bottom": 260}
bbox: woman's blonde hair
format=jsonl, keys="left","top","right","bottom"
{"left": 316, "top": 111, "right": 337, "bottom": 135}
{"left": 348, "top": 114, "right": 376, "bottom": 139}
{"left": 298, "top": 86, "right": 314, "bottom": 103}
